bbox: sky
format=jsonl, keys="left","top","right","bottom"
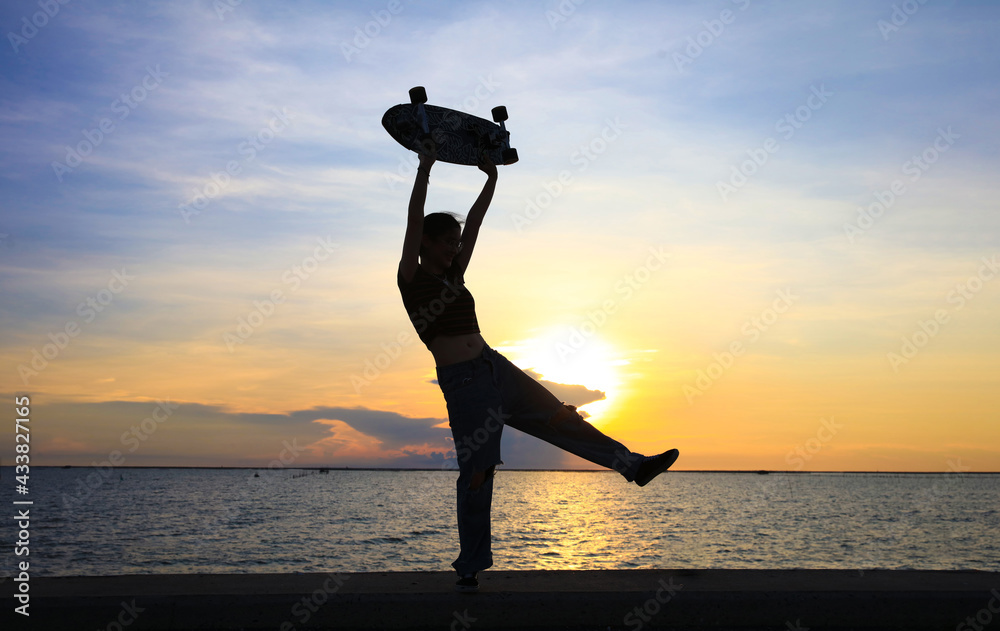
{"left": 1, "top": 0, "right": 998, "bottom": 472}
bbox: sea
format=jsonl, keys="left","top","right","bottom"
{"left": 3, "top": 467, "right": 998, "bottom": 577}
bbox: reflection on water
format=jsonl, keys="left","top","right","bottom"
{"left": 3, "top": 468, "right": 997, "bottom": 576}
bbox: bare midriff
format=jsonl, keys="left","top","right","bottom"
{"left": 429, "top": 331, "right": 487, "bottom": 367}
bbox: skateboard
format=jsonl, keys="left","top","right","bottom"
{"left": 382, "top": 86, "right": 518, "bottom": 166}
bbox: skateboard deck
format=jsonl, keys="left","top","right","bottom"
{"left": 382, "top": 87, "right": 518, "bottom": 166}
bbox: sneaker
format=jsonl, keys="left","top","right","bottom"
{"left": 455, "top": 572, "right": 479, "bottom": 593}
{"left": 634, "top": 449, "right": 679, "bottom": 487}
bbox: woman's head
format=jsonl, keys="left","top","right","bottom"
{"left": 422, "top": 212, "right": 463, "bottom": 240}
{"left": 421, "top": 212, "right": 464, "bottom": 270}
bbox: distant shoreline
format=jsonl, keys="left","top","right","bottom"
{"left": 7, "top": 465, "right": 999, "bottom": 474}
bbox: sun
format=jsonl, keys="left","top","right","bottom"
{"left": 497, "top": 328, "right": 626, "bottom": 422}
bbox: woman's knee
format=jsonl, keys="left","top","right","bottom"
{"left": 468, "top": 464, "right": 496, "bottom": 492}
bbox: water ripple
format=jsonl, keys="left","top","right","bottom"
{"left": 2, "top": 468, "right": 998, "bottom": 576}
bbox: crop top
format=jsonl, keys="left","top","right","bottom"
{"left": 397, "top": 263, "right": 481, "bottom": 347}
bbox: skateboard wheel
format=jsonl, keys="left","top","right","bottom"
{"left": 409, "top": 86, "right": 428, "bottom": 104}
{"left": 502, "top": 147, "right": 518, "bottom": 165}
{"left": 491, "top": 106, "right": 508, "bottom": 123}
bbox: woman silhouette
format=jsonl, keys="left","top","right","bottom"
{"left": 397, "top": 152, "right": 679, "bottom": 592}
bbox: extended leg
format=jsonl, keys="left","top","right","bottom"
{"left": 505, "top": 402, "right": 644, "bottom": 481}
{"left": 548, "top": 404, "right": 608, "bottom": 441}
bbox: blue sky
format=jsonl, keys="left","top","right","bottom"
{"left": 2, "top": 0, "right": 999, "bottom": 471}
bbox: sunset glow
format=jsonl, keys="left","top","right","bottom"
{"left": 2, "top": 1, "right": 999, "bottom": 473}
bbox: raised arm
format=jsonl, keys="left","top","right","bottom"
{"left": 399, "top": 153, "right": 435, "bottom": 283}
{"left": 453, "top": 157, "right": 497, "bottom": 275}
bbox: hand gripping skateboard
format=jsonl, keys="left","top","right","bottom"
{"left": 382, "top": 86, "right": 518, "bottom": 166}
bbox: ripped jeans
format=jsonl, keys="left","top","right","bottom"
{"left": 435, "top": 345, "right": 644, "bottom": 576}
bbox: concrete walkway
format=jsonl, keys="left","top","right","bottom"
{"left": 6, "top": 569, "right": 999, "bottom": 630}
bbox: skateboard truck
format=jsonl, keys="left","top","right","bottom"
{"left": 491, "top": 106, "right": 518, "bottom": 165}
{"left": 409, "top": 86, "right": 434, "bottom": 152}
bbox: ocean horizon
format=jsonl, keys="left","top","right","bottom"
{"left": 27, "top": 465, "right": 1000, "bottom": 472}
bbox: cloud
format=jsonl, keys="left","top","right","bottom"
{"left": 7, "top": 376, "right": 617, "bottom": 469}
{"left": 290, "top": 405, "right": 448, "bottom": 452}
{"left": 6, "top": 394, "right": 448, "bottom": 466}
{"left": 522, "top": 368, "right": 606, "bottom": 410}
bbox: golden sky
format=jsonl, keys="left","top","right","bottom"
{"left": 3, "top": 1, "right": 999, "bottom": 472}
